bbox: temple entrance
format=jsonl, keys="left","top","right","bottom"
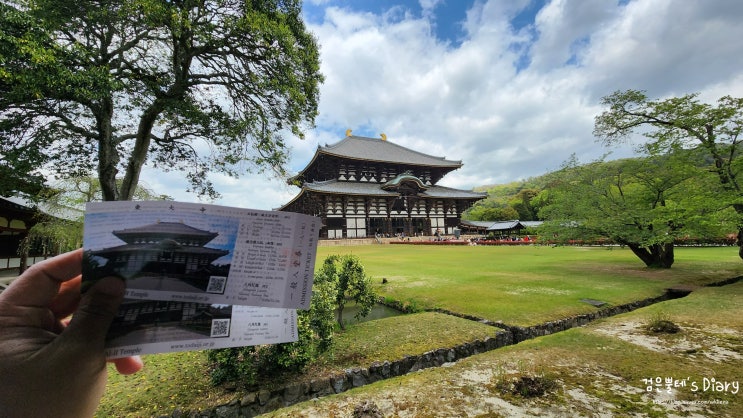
{"left": 368, "top": 218, "right": 431, "bottom": 237}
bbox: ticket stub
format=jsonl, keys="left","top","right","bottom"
{"left": 83, "top": 201, "right": 320, "bottom": 309}
{"left": 104, "top": 302, "right": 297, "bottom": 358}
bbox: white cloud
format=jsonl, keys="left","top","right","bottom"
{"left": 140, "top": 0, "right": 743, "bottom": 211}
{"left": 140, "top": 167, "right": 298, "bottom": 210}
{"left": 304, "top": 0, "right": 743, "bottom": 194}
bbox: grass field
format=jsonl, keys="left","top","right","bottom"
{"left": 319, "top": 245, "right": 742, "bottom": 326}
{"left": 271, "top": 281, "right": 743, "bottom": 417}
{"left": 97, "top": 245, "right": 743, "bottom": 417}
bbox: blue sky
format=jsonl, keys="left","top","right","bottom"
{"left": 303, "top": 0, "right": 479, "bottom": 45}
{"left": 143, "top": 0, "right": 743, "bottom": 210}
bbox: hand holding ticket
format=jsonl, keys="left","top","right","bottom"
{"left": 82, "top": 201, "right": 320, "bottom": 358}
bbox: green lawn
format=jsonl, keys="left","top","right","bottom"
{"left": 97, "top": 245, "right": 743, "bottom": 417}
{"left": 270, "top": 281, "right": 743, "bottom": 417}
{"left": 320, "top": 245, "right": 742, "bottom": 326}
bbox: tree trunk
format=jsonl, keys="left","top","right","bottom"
{"left": 119, "top": 105, "right": 161, "bottom": 201}
{"left": 97, "top": 98, "right": 119, "bottom": 201}
{"left": 627, "top": 243, "right": 674, "bottom": 268}
{"left": 336, "top": 306, "right": 345, "bottom": 330}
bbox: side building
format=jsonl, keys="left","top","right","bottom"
{"left": 279, "top": 133, "right": 487, "bottom": 239}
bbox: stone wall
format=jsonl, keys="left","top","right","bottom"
{"left": 168, "top": 331, "right": 513, "bottom": 418}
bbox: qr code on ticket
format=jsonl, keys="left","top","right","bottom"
{"left": 207, "top": 276, "right": 228, "bottom": 294}
{"left": 210, "top": 318, "right": 231, "bottom": 338}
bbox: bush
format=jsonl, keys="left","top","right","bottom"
{"left": 208, "top": 270, "right": 338, "bottom": 386}
{"left": 207, "top": 347, "right": 257, "bottom": 386}
{"left": 645, "top": 312, "right": 681, "bottom": 334}
{"left": 316, "top": 254, "right": 377, "bottom": 329}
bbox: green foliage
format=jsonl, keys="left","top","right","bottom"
{"left": 1, "top": 0, "right": 323, "bottom": 200}
{"left": 538, "top": 153, "right": 728, "bottom": 267}
{"left": 644, "top": 312, "right": 681, "bottom": 334}
{"left": 594, "top": 89, "right": 743, "bottom": 258}
{"left": 316, "top": 254, "right": 378, "bottom": 330}
{"left": 20, "top": 218, "right": 82, "bottom": 257}
{"left": 509, "top": 189, "right": 540, "bottom": 221}
{"left": 308, "top": 273, "right": 340, "bottom": 351}
{"left": 466, "top": 204, "right": 519, "bottom": 221}
{"left": 257, "top": 314, "right": 317, "bottom": 372}
{"left": 208, "top": 265, "right": 338, "bottom": 386}
{"left": 206, "top": 346, "right": 257, "bottom": 386}
{"left": 465, "top": 180, "right": 548, "bottom": 222}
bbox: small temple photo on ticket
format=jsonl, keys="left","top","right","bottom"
{"left": 82, "top": 201, "right": 320, "bottom": 309}
{"left": 80, "top": 200, "right": 320, "bottom": 357}
{"left": 84, "top": 213, "right": 234, "bottom": 295}
{"left": 103, "top": 302, "right": 299, "bottom": 358}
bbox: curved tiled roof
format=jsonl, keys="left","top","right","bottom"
{"left": 381, "top": 171, "right": 429, "bottom": 191}
{"left": 299, "top": 180, "right": 485, "bottom": 199}
{"left": 485, "top": 220, "right": 544, "bottom": 231}
{"left": 91, "top": 243, "right": 228, "bottom": 256}
{"left": 113, "top": 221, "right": 216, "bottom": 237}
{"left": 317, "top": 136, "right": 462, "bottom": 167}
{"left": 279, "top": 179, "right": 487, "bottom": 211}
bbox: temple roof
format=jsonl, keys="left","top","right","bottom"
{"left": 113, "top": 221, "right": 217, "bottom": 238}
{"left": 91, "top": 243, "right": 228, "bottom": 257}
{"left": 279, "top": 180, "right": 487, "bottom": 210}
{"left": 381, "top": 171, "right": 429, "bottom": 192}
{"left": 459, "top": 219, "right": 544, "bottom": 232}
{"left": 307, "top": 180, "right": 484, "bottom": 198}
{"left": 111, "top": 221, "right": 220, "bottom": 246}
{"left": 314, "top": 135, "right": 462, "bottom": 167}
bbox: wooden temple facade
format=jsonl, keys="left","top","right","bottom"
{"left": 89, "top": 221, "right": 229, "bottom": 283}
{"left": 279, "top": 134, "right": 487, "bottom": 239}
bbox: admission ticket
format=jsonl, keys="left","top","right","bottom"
{"left": 82, "top": 201, "right": 319, "bottom": 357}
{"left": 104, "top": 303, "right": 297, "bottom": 358}
{"left": 83, "top": 201, "right": 320, "bottom": 309}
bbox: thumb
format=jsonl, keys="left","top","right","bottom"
{"left": 63, "top": 276, "right": 125, "bottom": 353}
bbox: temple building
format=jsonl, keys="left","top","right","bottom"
{"left": 107, "top": 301, "right": 232, "bottom": 342}
{"left": 279, "top": 133, "right": 487, "bottom": 239}
{"left": 0, "top": 196, "right": 74, "bottom": 272}
{"left": 88, "top": 221, "right": 229, "bottom": 288}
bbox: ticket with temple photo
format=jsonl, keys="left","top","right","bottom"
{"left": 82, "top": 200, "right": 320, "bottom": 309}
{"left": 104, "top": 302, "right": 297, "bottom": 358}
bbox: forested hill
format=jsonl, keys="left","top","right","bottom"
{"left": 465, "top": 175, "right": 551, "bottom": 222}
{"left": 464, "top": 145, "right": 730, "bottom": 223}
{"left": 465, "top": 154, "right": 697, "bottom": 222}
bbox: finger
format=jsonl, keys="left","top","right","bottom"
{"left": 61, "top": 276, "right": 125, "bottom": 354}
{"left": 0, "top": 249, "right": 83, "bottom": 307}
{"left": 48, "top": 275, "right": 83, "bottom": 319}
{"left": 110, "top": 356, "right": 144, "bottom": 375}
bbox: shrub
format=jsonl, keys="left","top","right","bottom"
{"left": 492, "top": 362, "right": 557, "bottom": 398}
{"left": 645, "top": 312, "right": 681, "bottom": 334}
{"left": 316, "top": 254, "right": 377, "bottom": 329}
{"left": 207, "top": 346, "right": 257, "bottom": 386}
{"left": 208, "top": 270, "right": 338, "bottom": 386}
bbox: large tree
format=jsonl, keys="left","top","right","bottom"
{"left": 538, "top": 154, "right": 726, "bottom": 268}
{"left": 594, "top": 90, "right": 743, "bottom": 258}
{"left": 1, "top": 0, "right": 322, "bottom": 200}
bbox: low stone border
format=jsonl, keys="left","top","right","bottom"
{"left": 165, "top": 277, "right": 741, "bottom": 417}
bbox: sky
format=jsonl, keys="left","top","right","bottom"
{"left": 142, "top": 0, "right": 743, "bottom": 210}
